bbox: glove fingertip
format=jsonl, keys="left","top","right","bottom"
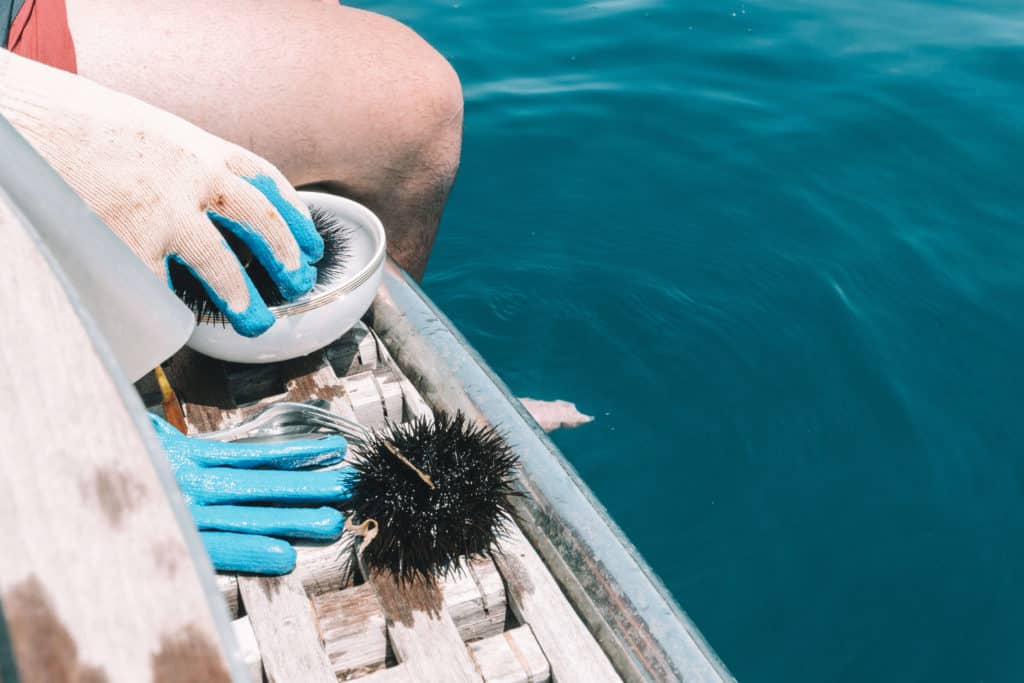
{"left": 223, "top": 280, "right": 276, "bottom": 338}
{"left": 243, "top": 174, "right": 324, "bottom": 263}
{"left": 165, "top": 252, "right": 275, "bottom": 337}
{"left": 201, "top": 531, "right": 297, "bottom": 575}
{"left": 317, "top": 507, "right": 346, "bottom": 539}
{"left": 258, "top": 541, "right": 298, "bottom": 575}
{"left": 275, "top": 262, "right": 317, "bottom": 302}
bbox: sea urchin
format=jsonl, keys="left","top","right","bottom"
{"left": 170, "top": 206, "right": 351, "bottom": 318}
{"left": 344, "top": 411, "right": 520, "bottom": 581}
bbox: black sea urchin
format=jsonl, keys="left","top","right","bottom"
{"left": 170, "top": 206, "right": 352, "bottom": 319}
{"left": 344, "top": 412, "right": 520, "bottom": 581}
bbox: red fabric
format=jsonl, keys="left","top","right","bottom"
{"left": 9, "top": 0, "right": 77, "bottom": 74}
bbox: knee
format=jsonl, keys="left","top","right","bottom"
{"left": 393, "top": 19, "right": 464, "bottom": 141}
{"left": 347, "top": 13, "right": 463, "bottom": 183}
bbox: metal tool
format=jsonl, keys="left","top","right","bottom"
{"left": 195, "top": 400, "right": 371, "bottom": 447}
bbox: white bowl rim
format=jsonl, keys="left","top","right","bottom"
{"left": 196, "top": 193, "right": 387, "bottom": 323}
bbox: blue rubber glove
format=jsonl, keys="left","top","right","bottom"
{"left": 150, "top": 415, "right": 351, "bottom": 575}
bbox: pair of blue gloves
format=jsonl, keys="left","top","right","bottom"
{"left": 151, "top": 415, "right": 352, "bottom": 575}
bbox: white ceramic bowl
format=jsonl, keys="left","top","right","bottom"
{"left": 186, "top": 191, "right": 386, "bottom": 363}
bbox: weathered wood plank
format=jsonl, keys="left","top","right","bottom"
{"left": 468, "top": 626, "right": 551, "bottom": 683}
{"left": 312, "top": 583, "right": 388, "bottom": 678}
{"left": 492, "top": 528, "right": 620, "bottom": 682}
{"left": 357, "top": 324, "right": 380, "bottom": 367}
{"left": 343, "top": 371, "right": 387, "bottom": 425}
{"left": 371, "top": 332, "right": 432, "bottom": 421}
{"left": 352, "top": 663, "right": 412, "bottom": 683}
{"left": 365, "top": 564, "right": 481, "bottom": 683}
{"left": 442, "top": 558, "right": 506, "bottom": 642}
{"left": 294, "top": 539, "right": 357, "bottom": 596}
{"left": 236, "top": 581, "right": 391, "bottom": 681}
{"left": 237, "top": 573, "right": 335, "bottom": 683}
{"left": 282, "top": 359, "right": 362, "bottom": 425}
{"left": 0, "top": 191, "right": 236, "bottom": 681}
{"left": 375, "top": 368, "right": 405, "bottom": 423}
{"left": 218, "top": 574, "right": 240, "bottom": 618}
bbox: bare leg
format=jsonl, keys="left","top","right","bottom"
{"left": 65, "top": 0, "right": 462, "bottom": 280}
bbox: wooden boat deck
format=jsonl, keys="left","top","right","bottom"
{"left": 140, "top": 322, "right": 622, "bottom": 683}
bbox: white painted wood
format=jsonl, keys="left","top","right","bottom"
{"left": 342, "top": 371, "right": 387, "bottom": 426}
{"left": 218, "top": 574, "right": 240, "bottom": 619}
{"left": 375, "top": 369, "right": 405, "bottom": 423}
{"left": 231, "top": 617, "right": 263, "bottom": 683}
{"left": 357, "top": 324, "right": 380, "bottom": 367}
{"left": 294, "top": 539, "right": 357, "bottom": 597}
{"left": 502, "top": 626, "right": 550, "bottom": 683}
{"left": 370, "top": 331, "right": 433, "bottom": 421}
{"left": 0, "top": 193, "right": 236, "bottom": 681}
{"left": 468, "top": 626, "right": 550, "bottom": 683}
{"left": 442, "top": 559, "right": 506, "bottom": 642}
{"left": 399, "top": 379, "right": 434, "bottom": 423}
{"left": 352, "top": 663, "right": 412, "bottom": 683}
{"left": 237, "top": 573, "right": 336, "bottom": 683}
{"left": 363, "top": 562, "right": 482, "bottom": 683}
{"left": 492, "top": 527, "right": 620, "bottom": 683}
{"left": 312, "top": 583, "right": 388, "bottom": 678}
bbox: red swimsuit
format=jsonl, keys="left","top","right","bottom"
{"left": 5, "top": 0, "right": 76, "bottom": 73}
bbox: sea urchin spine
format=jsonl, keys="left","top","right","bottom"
{"left": 170, "top": 205, "right": 352, "bottom": 318}
{"left": 343, "top": 411, "right": 520, "bottom": 582}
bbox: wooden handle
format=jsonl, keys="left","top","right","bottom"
{"left": 154, "top": 365, "right": 187, "bottom": 433}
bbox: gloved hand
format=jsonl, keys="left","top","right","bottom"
{"left": 0, "top": 49, "right": 322, "bottom": 337}
{"left": 150, "top": 415, "right": 351, "bottom": 575}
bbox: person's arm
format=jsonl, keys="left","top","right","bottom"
{"left": 0, "top": 48, "right": 321, "bottom": 336}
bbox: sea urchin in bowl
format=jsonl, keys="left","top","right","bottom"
{"left": 174, "top": 191, "right": 386, "bottom": 363}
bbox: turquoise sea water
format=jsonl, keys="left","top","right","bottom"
{"left": 357, "top": 2, "right": 1024, "bottom": 680}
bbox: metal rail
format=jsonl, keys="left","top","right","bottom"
{"left": 370, "top": 260, "right": 734, "bottom": 683}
